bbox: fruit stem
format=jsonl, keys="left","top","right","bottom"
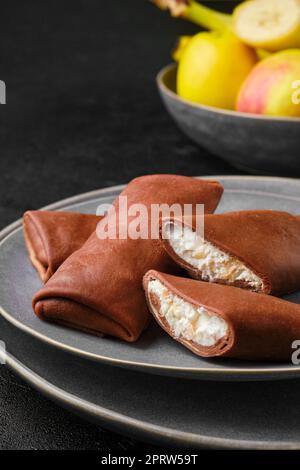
{"left": 185, "top": 1, "right": 232, "bottom": 31}
{"left": 152, "top": 0, "right": 232, "bottom": 32}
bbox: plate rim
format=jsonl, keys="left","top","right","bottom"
{"left": 2, "top": 175, "right": 300, "bottom": 379}
{"left": 4, "top": 346, "right": 300, "bottom": 450}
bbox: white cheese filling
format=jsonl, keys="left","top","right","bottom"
{"left": 165, "top": 223, "right": 263, "bottom": 291}
{"left": 148, "top": 279, "right": 228, "bottom": 347}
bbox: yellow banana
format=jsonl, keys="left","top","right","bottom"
{"left": 152, "top": 0, "right": 232, "bottom": 32}
{"left": 152, "top": 0, "right": 300, "bottom": 52}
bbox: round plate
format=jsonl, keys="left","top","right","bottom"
{"left": 2, "top": 313, "right": 300, "bottom": 450}
{"left": 1, "top": 176, "right": 300, "bottom": 381}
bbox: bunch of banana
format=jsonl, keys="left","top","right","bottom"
{"left": 153, "top": 0, "right": 300, "bottom": 117}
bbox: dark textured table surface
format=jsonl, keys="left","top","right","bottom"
{"left": 0, "top": 0, "right": 244, "bottom": 450}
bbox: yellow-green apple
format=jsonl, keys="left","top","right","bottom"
{"left": 177, "top": 31, "right": 257, "bottom": 110}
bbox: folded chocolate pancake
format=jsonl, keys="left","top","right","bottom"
{"left": 33, "top": 175, "right": 223, "bottom": 342}
{"left": 160, "top": 211, "right": 300, "bottom": 295}
{"left": 144, "top": 270, "right": 300, "bottom": 362}
{"left": 24, "top": 211, "right": 100, "bottom": 282}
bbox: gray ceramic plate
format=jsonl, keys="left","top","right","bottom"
{"left": 2, "top": 313, "right": 300, "bottom": 450}
{"left": 157, "top": 64, "right": 300, "bottom": 176}
{"left": 1, "top": 176, "right": 300, "bottom": 381}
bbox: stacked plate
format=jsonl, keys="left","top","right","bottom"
{"left": 1, "top": 176, "right": 300, "bottom": 449}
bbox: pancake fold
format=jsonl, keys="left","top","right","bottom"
{"left": 33, "top": 175, "right": 223, "bottom": 342}
{"left": 144, "top": 270, "right": 300, "bottom": 362}
{"left": 23, "top": 211, "right": 100, "bottom": 282}
{"left": 160, "top": 210, "right": 300, "bottom": 295}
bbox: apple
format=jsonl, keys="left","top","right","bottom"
{"left": 236, "top": 49, "right": 300, "bottom": 117}
{"left": 177, "top": 31, "right": 257, "bottom": 110}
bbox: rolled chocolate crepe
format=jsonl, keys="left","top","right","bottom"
{"left": 160, "top": 211, "right": 300, "bottom": 295}
{"left": 33, "top": 175, "right": 223, "bottom": 342}
{"left": 24, "top": 211, "right": 100, "bottom": 282}
{"left": 144, "top": 270, "right": 300, "bottom": 362}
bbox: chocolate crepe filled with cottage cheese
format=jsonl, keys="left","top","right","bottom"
{"left": 33, "top": 175, "right": 223, "bottom": 342}
{"left": 24, "top": 211, "right": 100, "bottom": 283}
{"left": 160, "top": 210, "right": 300, "bottom": 295}
{"left": 144, "top": 270, "right": 300, "bottom": 362}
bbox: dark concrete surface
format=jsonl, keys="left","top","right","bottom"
{"left": 0, "top": 0, "right": 243, "bottom": 450}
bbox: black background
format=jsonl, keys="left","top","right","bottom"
{"left": 0, "top": 0, "right": 244, "bottom": 450}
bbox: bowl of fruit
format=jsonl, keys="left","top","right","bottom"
{"left": 155, "top": 0, "right": 300, "bottom": 175}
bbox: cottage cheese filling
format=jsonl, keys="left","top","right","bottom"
{"left": 148, "top": 279, "right": 228, "bottom": 347}
{"left": 165, "top": 223, "right": 263, "bottom": 291}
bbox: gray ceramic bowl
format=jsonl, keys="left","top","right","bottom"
{"left": 157, "top": 64, "right": 300, "bottom": 175}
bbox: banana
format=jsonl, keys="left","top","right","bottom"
{"left": 151, "top": 0, "right": 232, "bottom": 32}
{"left": 233, "top": 0, "right": 300, "bottom": 52}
